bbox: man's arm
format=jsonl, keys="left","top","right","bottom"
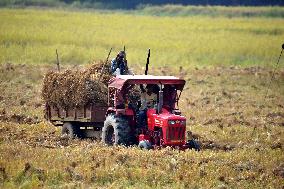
{"left": 110, "top": 59, "right": 116, "bottom": 73}
{"left": 140, "top": 84, "right": 146, "bottom": 93}
{"left": 140, "top": 92, "right": 147, "bottom": 110}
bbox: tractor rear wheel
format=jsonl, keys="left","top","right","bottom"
{"left": 62, "top": 122, "right": 80, "bottom": 139}
{"left": 101, "top": 114, "right": 131, "bottom": 146}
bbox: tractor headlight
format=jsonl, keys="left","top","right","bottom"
{"left": 168, "top": 120, "right": 175, "bottom": 125}
{"left": 180, "top": 120, "right": 186, "bottom": 126}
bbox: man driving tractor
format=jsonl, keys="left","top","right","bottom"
{"left": 138, "top": 84, "right": 159, "bottom": 128}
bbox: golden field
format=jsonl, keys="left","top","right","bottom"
{"left": 0, "top": 7, "right": 283, "bottom": 188}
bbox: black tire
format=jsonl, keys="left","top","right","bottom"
{"left": 62, "top": 122, "right": 80, "bottom": 139}
{"left": 187, "top": 139, "right": 200, "bottom": 151}
{"left": 101, "top": 114, "right": 131, "bottom": 146}
{"left": 138, "top": 140, "right": 152, "bottom": 150}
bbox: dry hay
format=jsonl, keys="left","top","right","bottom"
{"left": 42, "top": 61, "right": 111, "bottom": 108}
{"left": 87, "top": 60, "right": 112, "bottom": 86}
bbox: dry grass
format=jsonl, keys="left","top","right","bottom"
{"left": 0, "top": 63, "right": 283, "bottom": 188}
{"left": 0, "top": 121, "right": 283, "bottom": 188}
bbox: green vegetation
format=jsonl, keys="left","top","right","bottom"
{"left": 138, "top": 5, "right": 284, "bottom": 18}
{"left": 0, "top": 8, "right": 283, "bottom": 67}
{"left": 0, "top": 0, "right": 63, "bottom": 7}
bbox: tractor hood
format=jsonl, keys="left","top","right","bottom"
{"left": 155, "top": 108, "right": 186, "bottom": 122}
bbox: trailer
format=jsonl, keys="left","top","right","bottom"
{"left": 45, "top": 103, "right": 108, "bottom": 139}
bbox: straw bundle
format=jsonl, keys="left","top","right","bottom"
{"left": 42, "top": 61, "right": 111, "bottom": 108}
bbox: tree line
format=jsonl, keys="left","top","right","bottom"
{"left": 1, "top": 0, "right": 283, "bottom": 9}
{"left": 63, "top": 0, "right": 283, "bottom": 9}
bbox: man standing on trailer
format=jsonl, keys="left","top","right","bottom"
{"left": 110, "top": 51, "right": 128, "bottom": 75}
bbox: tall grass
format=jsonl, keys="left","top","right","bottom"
{"left": 0, "top": 8, "right": 283, "bottom": 68}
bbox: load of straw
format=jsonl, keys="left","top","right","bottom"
{"left": 42, "top": 61, "right": 111, "bottom": 108}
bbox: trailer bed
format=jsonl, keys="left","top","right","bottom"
{"left": 45, "top": 104, "right": 108, "bottom": 124}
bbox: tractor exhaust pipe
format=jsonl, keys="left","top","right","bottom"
{"left": 157, "top": 84, "right": 163, "bottom": 114}
{"left": 145, "top": 49, "right": 150, "bottom": 75}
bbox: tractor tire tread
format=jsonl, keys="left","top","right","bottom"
{"left": 102, "top": 115, "right": 131, "bottom": 146}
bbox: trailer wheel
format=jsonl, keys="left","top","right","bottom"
{"left": 62, "top": 122, "right": 80, "bottom": 139}
{"left": 138, "top": 140, "right": 152, "bottom": 150}
{"left": 102, "top": 114, "right": 131, "bottom": 146}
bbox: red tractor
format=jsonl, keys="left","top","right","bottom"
{"left": 45, "top": 74, "right": 199, "bottom": 150}
{"left": 101, "top": 74, "right": 199, "bottom": 150}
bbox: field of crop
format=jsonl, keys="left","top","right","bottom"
{"left": 0, "top": 7, "right": 283, "bottom": 188}
{"left": 0, "top": 8, "right": 284, "bottom": 67}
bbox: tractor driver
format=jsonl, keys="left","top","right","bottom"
{"left": 138, "top": 84, "right": 159, "bottom": 128}
{"left": 110, "top": 51, "right": 128, "bottom": 76}
{"left": 163, "top": 84, "right": 177, "bottom": 110}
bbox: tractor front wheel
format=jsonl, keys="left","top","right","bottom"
{"left": 138, "top": 140, "right": 152, "bottom": 150}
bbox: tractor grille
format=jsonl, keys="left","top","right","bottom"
{"left": 166, "top": 126, "right": 185, "bottom": 141}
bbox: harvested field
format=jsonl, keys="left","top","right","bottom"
{"left": 0, "top": 63, "right": 283, "bottom": 188}
{"left": 0, "top": 7, "right": 283, "bottom": 188}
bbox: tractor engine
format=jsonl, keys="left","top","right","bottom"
{"left": 138, "top": 88, "right": 187, "bottom": 149}
{"left": 142, "top": 108, "right": 187, "bottom": 147}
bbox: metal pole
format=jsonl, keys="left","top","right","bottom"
{"left": 265, "top": 43, "right": 283, "bottom": 97}
{"left": 98, "top": 48, "right": 112, "bottom": 82}
{"left": 145, "top": 48, "right": 150, "bottom": 75}
{"left": 56, "top": 49, "right": 60, "bottom": 72}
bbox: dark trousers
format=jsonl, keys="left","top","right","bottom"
{"left": 138, "top": 109, "right": 147, "bottom": 128}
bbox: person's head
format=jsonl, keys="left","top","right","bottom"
{"left": 146, "top": 84, "right": 154, "bottom": 95}
{"left": 116, "top": 51, "right": 125, "bottom": 61}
